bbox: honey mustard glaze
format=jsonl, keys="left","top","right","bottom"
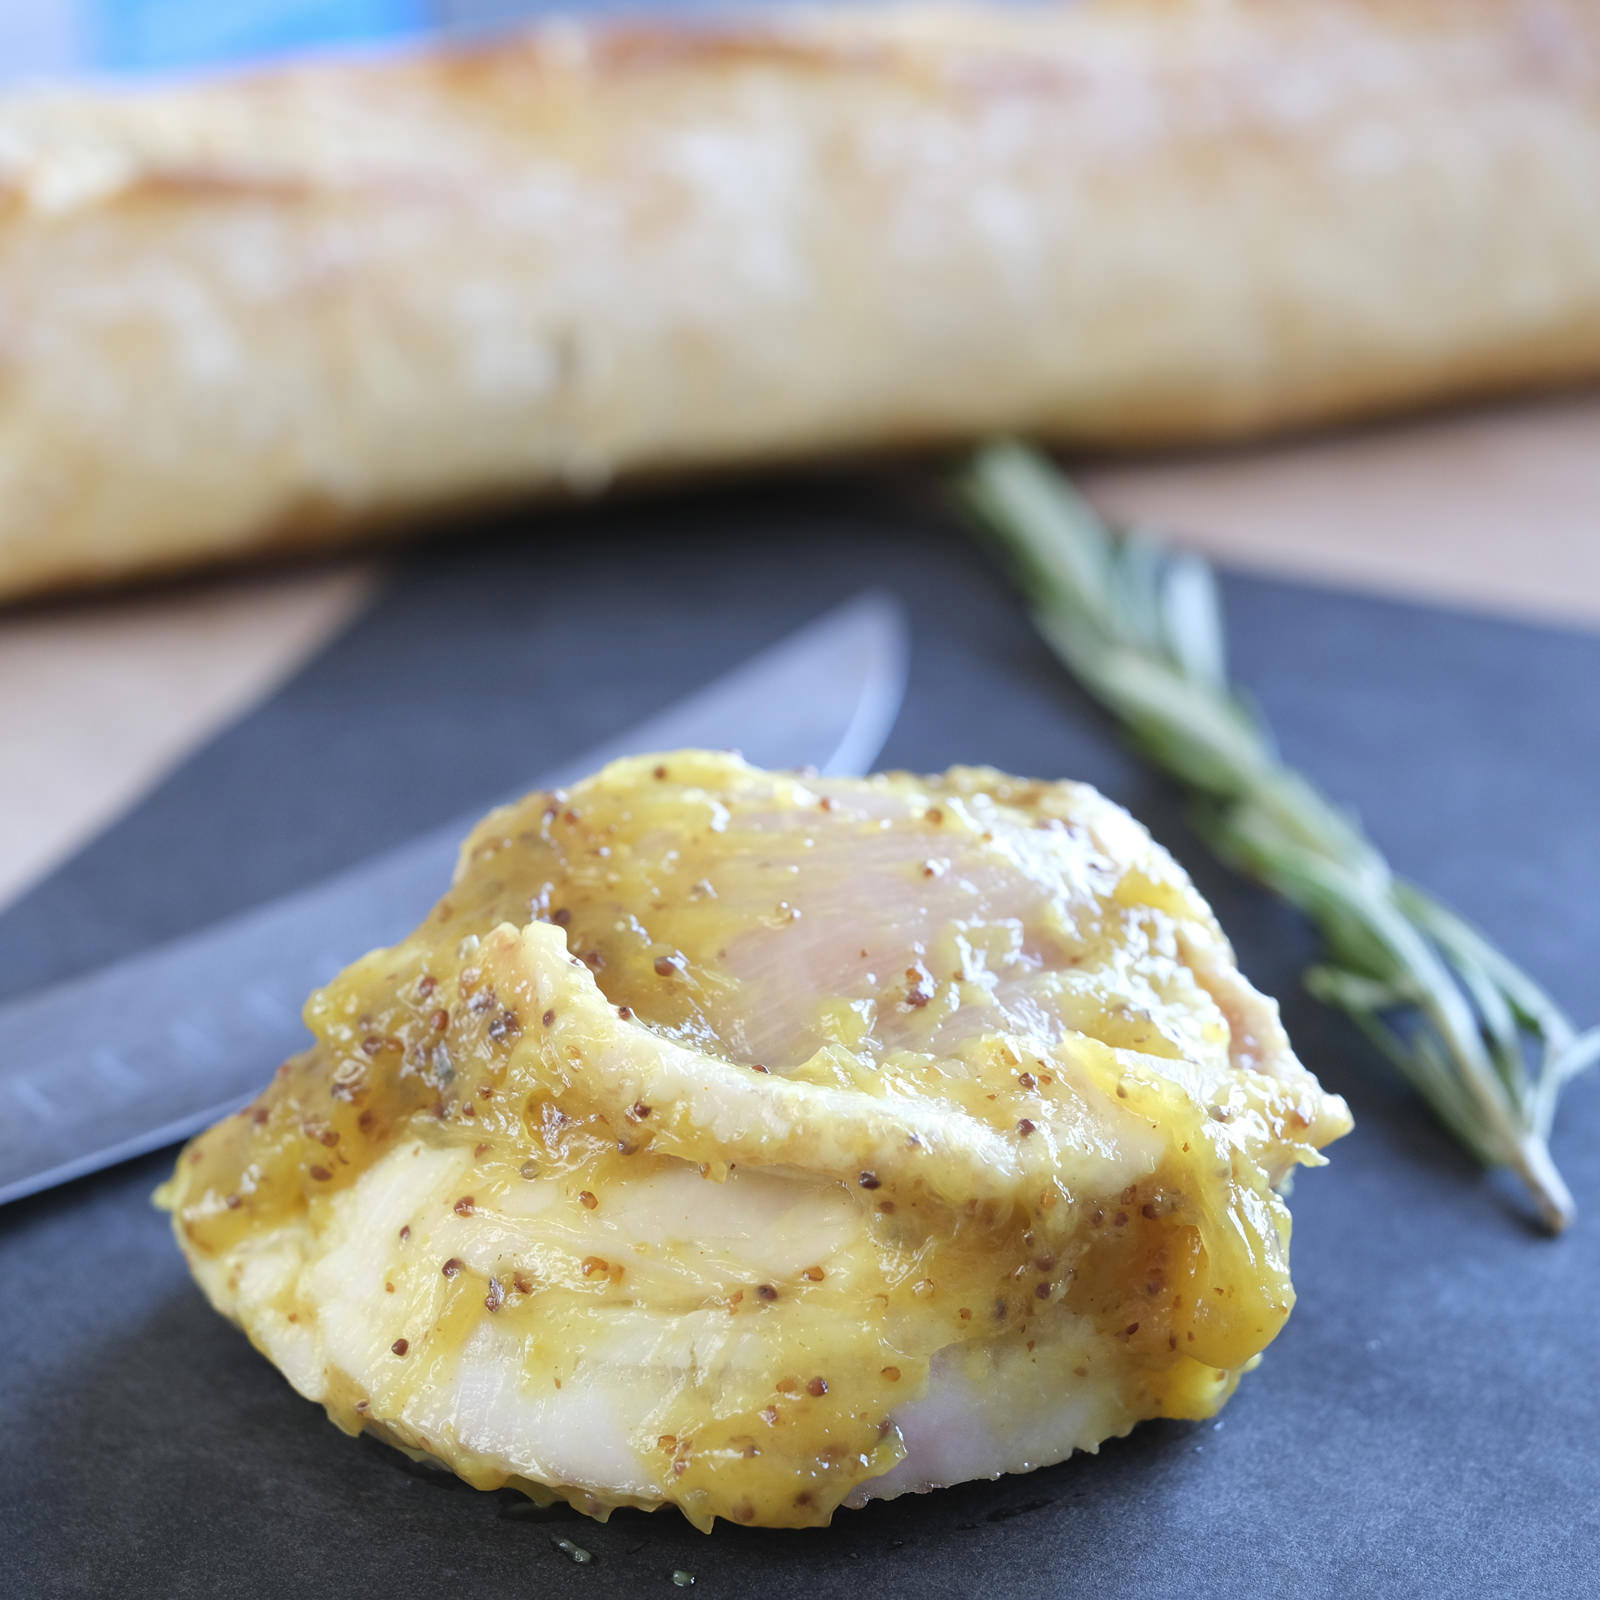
{"left": 159, "top": 751, "right": 1349, "bottom": 1530}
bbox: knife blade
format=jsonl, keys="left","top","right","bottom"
{"left": 0, "top": 590, "right": 909, "bottom": 1206}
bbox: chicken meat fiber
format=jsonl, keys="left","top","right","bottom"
{"left": 159, "top": 751, "right": 1350, "bottom": 1529}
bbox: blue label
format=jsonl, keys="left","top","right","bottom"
{"left": 91, "top": 0, "right": 430, "bottom": 72}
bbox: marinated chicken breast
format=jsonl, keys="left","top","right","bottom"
{"left": 158, "top": 752, "right": 1349, "bottom": 1529}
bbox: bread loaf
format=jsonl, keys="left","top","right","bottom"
{"left": 2, "top": 1, "right": 1598, "bottom": 599}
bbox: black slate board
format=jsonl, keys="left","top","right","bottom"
{"left": 2, "top": 472, "right": 1596, "bottom": 1600}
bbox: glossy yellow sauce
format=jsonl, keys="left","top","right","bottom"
{"left": 160, "top": 752, "right": 1344, "bottom": 1529}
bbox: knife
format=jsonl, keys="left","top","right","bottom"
{"left": 0, "top": 590, "right": 910, "bottom": 1206}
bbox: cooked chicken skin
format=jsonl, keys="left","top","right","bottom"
{"left": 158, "top": 752, "right": 1349, "bottom": 1529}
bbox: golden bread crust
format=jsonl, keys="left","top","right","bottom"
{"left": 3, "top": 0, "right": 1598, "bottom": 598}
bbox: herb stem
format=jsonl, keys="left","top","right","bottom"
{"left": 959, "top": 441, "right": 1594, "bottom": 1233}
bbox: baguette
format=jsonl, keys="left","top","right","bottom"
{"left": 2, "top": 1, "right": 1599, "bottom": 601}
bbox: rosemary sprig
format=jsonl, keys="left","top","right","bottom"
{"left": 958, "top": 441, "right": 1599, "bottom": 1233}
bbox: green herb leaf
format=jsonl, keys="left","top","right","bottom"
{"left": 958, "top": 440, "right": 1594, "bottom": 1233}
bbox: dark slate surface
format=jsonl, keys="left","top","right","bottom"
{"left": 2, "top": 472, "right": 1596, "bottom": 1600}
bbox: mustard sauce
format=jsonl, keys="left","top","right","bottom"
{"left": 159, "top": 752, "right": 1346, "bottom": 1529}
